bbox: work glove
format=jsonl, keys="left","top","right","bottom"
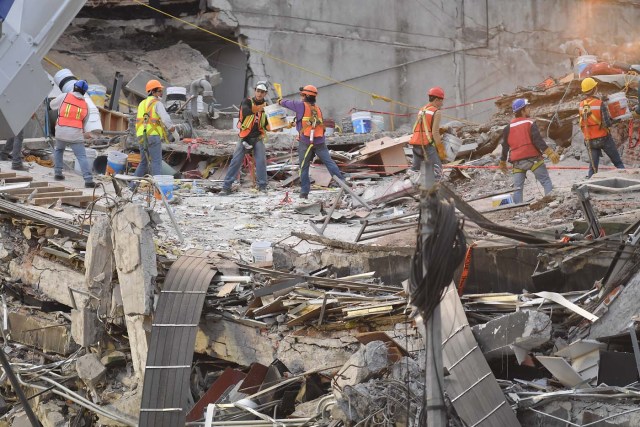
{"left": 498, "top": 160, "right": 508, "bottom": 173}
{"left": 435, "top": 141, "right": 447, "bottom": 161}
{"left": 544, "top": 147, "right": 560, "bottom": 164}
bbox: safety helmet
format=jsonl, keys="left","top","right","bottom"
{"left": 74, "top": 80, "right": 88, "bottom": 93}
{"left": 255, "top": 82, "right": 268, "bottom": 92}
{"left": 428, "top": 86, "right": 445, "bottom": 99}
{"left": 512, "top": 98, "right": 529, "bottom": 113}
{"left": 145, "top": 79, "right": 164, "bottom": 93}
{"left": 581, "top": 77, "right": 597, "bottom": 93}
{"left": 299, "top": 85, "right": 318, "bottom": 96}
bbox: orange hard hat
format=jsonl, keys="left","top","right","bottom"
{"left": 428, "top": 86, "right": 445, "bottom": 99}
{"left": 146, "top": 79, "right": 164, "bottom": 93}
{"left": 299, "top": 85, "right": 318, "bottom": 96}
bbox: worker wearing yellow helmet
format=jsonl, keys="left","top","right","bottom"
{"left": 133, "top": 79, "right": 176, "bottom": 178}
{"left": 578, "top": 77, "right": 624, "bottom": 178}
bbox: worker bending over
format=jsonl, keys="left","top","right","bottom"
{"left": 499, "top": 98, "right": 559, "bottom": 204}
{"left": 134, "top": 79, "right": 175, "bottom": 179}
{"left": 279, "top": 85, "right": 344, "bottom": 199}
{"left": 409, "top": 86, "right": 446, "bottom": 180}
{"left": 579, "top": 77, "right": 624, "bottom": 178}
{"left": 50, "top": 80, "right": 98, "bottom": 188}
{"left": 222, "top": 82, "right": 270, "bottom": 194}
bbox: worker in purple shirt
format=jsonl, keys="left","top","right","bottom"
{"left": 279, "top": 85, "right": 344, "bottom": 199}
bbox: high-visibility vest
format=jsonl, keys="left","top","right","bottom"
{"left": 237, "top": 98, "right": 268, "bottom": 138}
{"left": 579, "top": 97, "right": 608, "bottom": 140}
{"left": 506, "top": 117, "right": 540, "bottom": 162}
{"left": 57, "top": 93, "right": 88, "bottom": 129}
{"left": 409, "top": 104, "right": 437, "bottom": 145}
{"left": 301, "top": 102, "right": 324, "bottom": 138}
{"left": 136, "top": 96, "right": 166, "bottom": 140}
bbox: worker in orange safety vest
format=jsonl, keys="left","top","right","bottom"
{"left": 408, "top": 86, "right": 446, "bottom": 181}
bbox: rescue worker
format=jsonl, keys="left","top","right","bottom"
{"left": 0, "top": 127, "right": 27, "bottom": 171}
{"left": 134, "top": 79, "right": 175, "bottom": 179}
{"left": 409, "top": 86, "right": 446, "bottom": 180}
{"left": 499, "top": 98, "right": 560, "bottom": 204}
{"left": 279, "top": 85, "right": 344, "bottom": 199}
{"left": 579, "top": 77, "right": 625, "bottom": 178}
{"left": 50, "top": 80, "right": 97, "bottom": 188}
{"left": 221, "top": 82, "right": 270, "bottom": 194}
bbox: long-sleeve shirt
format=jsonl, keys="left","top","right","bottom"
{"left": 153, "top": 97, "right": 174, "bottom": 131}
{"left": 501, "top": 120, "right": 548, "bottom": 162}
{"left": 279, "top": 99, "right": 325, "bottom": 145}
{"left": 50, "top": 91, "right": 92, "bottom": 143}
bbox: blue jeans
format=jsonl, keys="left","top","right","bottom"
{"left": 223, "top": 137, "right": 267, "bottom": 190}
{"left": 54, "top": 139, "right": 94, "bottom": 183}
{"left": 411, "top": 144, "right": 442, "bottom": 179}
{"left": 298, "top": 141, "right": 344, "bottom": 194}
{"left": 3, "top": 130, "right": 23, "bottom": 167}
{"left": 134, "top": 135, "right": 163, "bottom": 177}
{"left": 587, "top": 135, "right": 625, "bottom": 177}
{"left": 511, "top": 158, "right": 553, "bottom": 203}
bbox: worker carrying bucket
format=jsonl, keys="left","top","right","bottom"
{"left": 279, "top": 85, "right": 345, "bottom": 199}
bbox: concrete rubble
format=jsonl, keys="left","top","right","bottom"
{"left": 3, "top": 2, "right": 640, "bottom": 427}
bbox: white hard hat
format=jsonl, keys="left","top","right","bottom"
{"left": 255, "top": 83, "right": 267, "bottom": 91}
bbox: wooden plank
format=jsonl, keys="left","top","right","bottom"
{"left": 0, "top": 173, "right": 17, "bottom": 178}
{"left": 286, "top": 305, "right": 323, "bottom": 326}
{"left": 32, "top": 195, "right": 95, "bottom": 207}
{"left": 28, "top": 191, "right": 83, "bottom": 200}
{"left": 344, "top": 305, "right": 393, "bottom": 319}
{"left": 4, "top": 186, "right": 66, "bottom": 195}
{"left": 1, "top": 176, "right": 33, "bottom": 183}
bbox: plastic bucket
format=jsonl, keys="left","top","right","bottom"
{"left": 105, "top": 151, "right": 128, "bottom": 176}
{"left": 491, "top": 194, "right": 513, "bottom": 207}
{"left": 154, "top": 175, "right": 174, "bottom": 200}
{"left": 53, "top": 69, "right": 77, "bottom": 93}
{"left": 371, "top": 114, "right": 385, "bottom": 132}
{"left": 607, "top": 92, "right": 632, "bottom": 121}
{"left": 88, "top": 84, "right": 107, "bottom": 108}
{"left": 352, "top": 111, "right": 372, "bottom": 134}
{"left": 575, "top": 55, "right": 597, "bottom": 78}
{"left": 75, "top": 148, "right": 97, "bottom": 174}
{"left": 264, "top": 104, "right": 288, "bottom": 130}
{"left": 250, "top": 241, "right": 273, "bottom": 263}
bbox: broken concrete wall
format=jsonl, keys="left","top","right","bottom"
{"left": 588, "top": 269, "right": 640, "bottom": 340}
{"left": 518, "top": 399, "right": 640, "bottom": 427}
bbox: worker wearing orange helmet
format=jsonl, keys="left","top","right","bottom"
{"left": 133, "top": 79, "right": 175, "bottom": 178}
{"left": 279, "top": 85, "right": 345, "bottom": 199}
{"left": 579, "top": 77, "right": 624, "bottom": 178}
{"left": 408, "top": 86, "right": 445, "bottom": 180}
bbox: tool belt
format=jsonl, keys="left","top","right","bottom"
{"left": 588, "top": 136, "right": 606, "bottom": 150}
{"left": 512, "top": 157, "right": 544, "bottom": 174}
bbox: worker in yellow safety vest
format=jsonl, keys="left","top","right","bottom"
{"left": 579, "top": 77, "right": 624, "bottom": 178}
{"left": 134, "top": 79, "right": 175, "bottom": 178}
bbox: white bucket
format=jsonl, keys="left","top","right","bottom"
{"left": 264, "top": 104, "right": 287, "bottom": 130}
{"left": 75, "top": 148, "right": 97, "bottom": 174}
{"left": 105, "top": 151, "right": 128, "bottom": 175}
{"left": 53, "top": 69, "right": 77, "bottom": 93}
{"left": 575, "top": 55, "right": 597, "bottom": 77}
{"left": 351, "top": 111, "right": 372, "bottom": 134}
{"left": 154, "top": 175, "right": 174, "bottom": 200}
{"left": 87, "top": 84, "right": 107, "bottom": 108}
{"left": 371, "top": 114, "right": 385, "bottom": 132}
{"left": 250, "top": 241, "right": 273, "bottom": 263}
{"left": 607, "top": 92, "right": 632, "bottom": 121}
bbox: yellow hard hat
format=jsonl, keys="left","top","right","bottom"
{"left": 581, "top": 77, "right": 597, "bottom": 93}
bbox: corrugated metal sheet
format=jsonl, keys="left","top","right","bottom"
{"left": 139, "top": 250, "right": 217, "bottom": 427}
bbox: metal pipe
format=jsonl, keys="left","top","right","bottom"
{"left": 0, "top": 348, "right": 41, "bottom": 426}
{"left": 186, "top": 420, "right": 311, "bottom": 426}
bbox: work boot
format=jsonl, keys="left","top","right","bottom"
{"left": 300, "top": 193, "right": 308, "bottom": 199}
{"left": 220, "top": 187, "right": 232, "bottom": 195}
{"left": 11, "top": 163, "right": 28, "bottom": 171}
{"left": 0, "top": 153, "right": 9, "bottom": 161}
{"left": 54, "top": 174, "right": 65, "bottom": 181}
{"left": 85, "top": 182, "right": 97, "bottom": 189}
{"left": 258, "top": 187, "right": 269, "bottom": 195}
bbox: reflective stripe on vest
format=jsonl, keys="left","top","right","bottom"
{"left": 301, "top": 102, "right": 324, "bottom": 138}
{"left": 237, "top": 98, "right": 267, "bottom": 138}
{"left": 409, "top": 104, "right": 436, "bottom": 145}
{"left": 507, "top": 118, "right": 540, "bottom": 162}
{"left": 57, "top": 93, "right": 88, "bottom": 129}
{"left": 579, "top": 98, "right": 608, "bottom": 140}
{"left": 136, "top": 96, "right": 166, "bottom": 139}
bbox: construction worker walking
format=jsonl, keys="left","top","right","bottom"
{"left": 409, "top": 86, "right": 446, "bottom": 180}
{"left": 499, "top": 98, "right": 560, "bottom": 204}
{"left": 579, "top": 77, "right": 625, "bottom": 178}
{"left": 50, "top": 80, "right": 98, "bottom": 188}
{"left": 279, "top": 85, "right": 344, "bottom": 199}
{"left": 0, "top": 127, "right": 27, "bottom": 171}
{"left": 222, "top": 82, "right": 270, "bottom": 194}
{"left": 134, "top": 79, "right": 175, "bottom": 179}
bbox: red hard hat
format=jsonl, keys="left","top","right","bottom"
{"left": 428, "top": 86, "right": 445, "bottom": 99}
{"left": 299, "top": 85, "right": 318, "bottom": 96}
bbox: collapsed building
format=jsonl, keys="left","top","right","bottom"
{"left": 4, "top": 1, "right": 640, "bottom": 427}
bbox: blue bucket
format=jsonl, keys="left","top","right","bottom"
{"left": 154, "top": 175, "right": 174, "bottom": 200}
{"left": 105, "top": 151, "right": 128, "bottom": 176}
